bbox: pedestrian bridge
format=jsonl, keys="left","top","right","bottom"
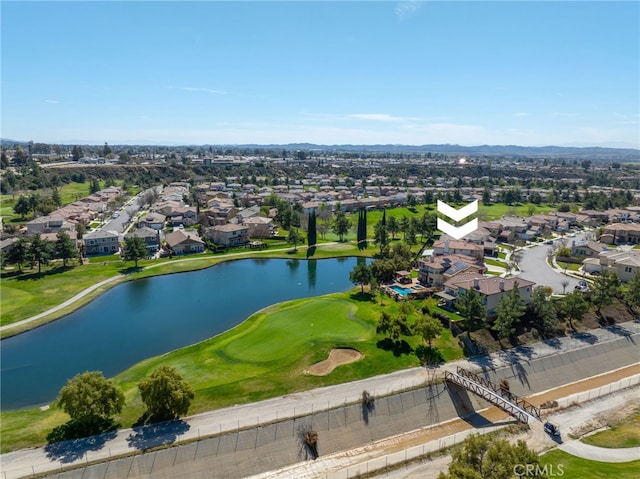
{"left": 445, "top": 366, "right": 541, "bottom": 424}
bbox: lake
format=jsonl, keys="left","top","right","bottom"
{"left": 1, "top": 257, "right": 367, "bottom": 410}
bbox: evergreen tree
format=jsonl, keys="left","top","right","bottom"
{"left": 29, "top": 234, "right": 52, "bottom": 273}
{"left": 332, "top": 210, "right": 351, "bottom": 242}
{"left": 123, "top": 236, "right": 148, "bottom": 268}
{"left": 6, "top": 237, "right": 29, "bottom": 272}
{"left": 307, "top": 211, "right": 317, "bottom": 247}
{"left": 55, "top": 231, "right": 78, "bottom": 267}
{"left": 492, "top": 282, "right": 526, "bottom": 342}
{"left": 457, "top": 288, "right": 486, "bottom": 339}
{"left": 530, "top": 286, "right": 558, "bottom": 336}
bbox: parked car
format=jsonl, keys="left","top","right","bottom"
{"left": 575, "top": 280, "right": 589, "bottom": 292}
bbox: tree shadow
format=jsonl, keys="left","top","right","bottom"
{"left": 45, "top": 418, "right": 119, "bottom": 463}
{"left": 376, "top": 338, "right": 412, "bottom": 357}
{"left": 296, "top": 422, "right": 319, "bottom": 460}
{"left": 11, "top": 265, "right": 74, "bottom": 281}
{"left": 361, "top": 395, "right": 375, "bottom": 425}
{"left": 349, "top": 291, "right": 374, "bottom": 302}
{"left": 543, "top": 337, "right": 563, "bottom": 349}
{"left": 415, "top": 345, "right": 444, "bottom": 366}
{"left": 306, "top": 246, "right": 316, "bottom": 258}
{"left": 605, "top": 324, "right": 636, "bottom": 342}
{"left": 126, "top": 419, "right": 190, "bottom": 452}
{"left": 118, "top": 265, "right": 143, "bottom": 275}
{"left": 574, "top": 331, "right": 598, "bottom": 344}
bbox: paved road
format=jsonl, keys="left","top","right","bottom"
{"left": 516, "top": 232, "right": 589, "bottom": 294}
{"left": 2, "top": 320, "right": 638, "bottom": 479}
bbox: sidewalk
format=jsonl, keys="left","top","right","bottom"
{"left": 2, "top": 320, "right": 639, "bottom": 479}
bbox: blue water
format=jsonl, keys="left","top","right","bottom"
{"left": 390, "top": 285, "right": 411, "bottom": 296}
{"left": 1, "top": 257, "right": 365, "bottom": 410}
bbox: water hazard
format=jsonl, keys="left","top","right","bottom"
{"left": 1, "top": 257, "right": 365, "bottom": 410}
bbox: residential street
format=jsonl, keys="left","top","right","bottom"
{"left": 515, "top": 232, "right": 589, "bottom": 294}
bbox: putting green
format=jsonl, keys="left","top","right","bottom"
{"left": 222, "top": 297, "right": 370, "bottom": 363}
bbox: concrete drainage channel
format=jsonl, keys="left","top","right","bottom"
{"left": 17, "top": 333, "right": 640, "bottom": 479}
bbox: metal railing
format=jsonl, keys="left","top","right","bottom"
{"left": 445, "top": 367, "right": 541, "bottom": 423}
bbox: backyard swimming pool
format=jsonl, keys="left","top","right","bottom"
{"left": 390, "top": 285, "right": 412, "bottom": 296}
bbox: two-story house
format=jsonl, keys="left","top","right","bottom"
{"left": 83, "top": 230, "right": 120, "bottom": 256}
{"left": 206, "top": 224, "right": 249, "bottom": 247}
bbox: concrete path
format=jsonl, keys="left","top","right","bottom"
{"left": 558, "top": 441, "right": 640, "bottom": 463}
{"left": 1, "top": 320, "right": 639, "bottom": 479}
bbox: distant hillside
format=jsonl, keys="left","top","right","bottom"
{"left": 228, "top": 143, "right": 639, "bottom": 161}
{"left": 2, "top": 139, "right": 638, "bottom": 161}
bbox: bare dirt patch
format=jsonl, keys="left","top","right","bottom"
{"left": 306, "top": 348, "right": 363, "bottom": 376}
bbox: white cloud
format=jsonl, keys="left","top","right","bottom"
{"left": 348, "top": 113, "right": 405, "bottom": 122}
{"left": 395, "top": 1, "right": 422, "bottom": 22}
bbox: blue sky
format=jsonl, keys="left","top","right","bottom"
{"left": 2, "top": 1, "right": 639, "bottom": 147}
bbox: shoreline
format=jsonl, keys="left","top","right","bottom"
{"left": 0, "top": 243, "right": 352, "bottom": 339}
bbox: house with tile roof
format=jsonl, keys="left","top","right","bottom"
{"left": 441, "top": 273, "right": 536, "bottom": 315}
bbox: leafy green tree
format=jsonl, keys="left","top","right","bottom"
{"left": 71, "top": 145, "right": 83, "bottom": 162}
{"left": 492, "top": 282, "right": 526, "bottom": 342}
{"left": 377, "top": 310, "right": 392, "bottom": 336}
{"left": 529, "top": 286, "right": 558, "bottom": 336}
{"left": 28, "top": 193, "right": 40, "bottom": 217}
{"left": 287, "top": 228, "right": 302, "bottom": 252}
{"left": 13, "top": 195, "right": 30, "bottom": 219}
{"left": 6, "top": 237, "right": 29, "bottom": 272}
{"left": 123, "top": 236, "right": 148, "bottom": 268}
{"left": 29, "top": 234, "right": 52, "bottom": 273}
{"left": 399, "top": 216, "right": 410, "bottom": 240}
{"left": 387, "top": 215, "right": 399, "bottom": 240}
{"left": 373, "top": 220, "right": 389, "bottom": 256}
{"left": 138, "top": 365, "right": 195, "bottom": 421}
{"left": 55, "top": 231, "right": 78, "bottom": 267}
{"left": 413, "top": 314, "right": 441, "bottom": 346}
{"left": 370, "top": 258, "right": 396, "bottom": 284}
{"left": 438, "top": 433, "right": 541, "bottom": 479}
{"left": 562, "top": 291, "right": 589, "bottom": 331}
{"left": 624, "top": 272, "right": 640, "bottom": 311}
{"left": 350, "top": 263, "right": 372, "bottom": 293}
{"left": 57, "top": 371, "right": 125, "bottom": 425}
{"left": 89, "top": 178, "right": 101, "bottom": 194}
{"left": 332, "top": 210, "right": 351, "bottom": 242}
{"left": 457, "top": 288, "right": 486, "bottom": 339}
{"left": 590, "top": 271, "right": 620, "bottom": 316}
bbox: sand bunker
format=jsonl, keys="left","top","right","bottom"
{"left": 307, "top": 348, "right": 363, "bottom": 376}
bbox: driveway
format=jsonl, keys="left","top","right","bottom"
{"left": 514, "top": 232, "right": 589, "bottom": 294}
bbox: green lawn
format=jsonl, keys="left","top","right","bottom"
{"left": 0, "top": 290, "right": 463, "bottom": 452}
{"left": 540, "top": 450, "right": 640, "bottom": 478}
{"left": 478, "top": 202, "right": 557, "bottom": 220}
{"left": 581, "top": 407, "right": 640, "bottom": 448}
{"left": 484, "top": 258, "right": 507, "bottom": 268}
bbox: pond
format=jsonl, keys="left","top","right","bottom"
{"left": 1, "top": 257, "right": 367, "bottom": 410}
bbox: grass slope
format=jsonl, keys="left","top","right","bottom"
{"left": 540, "top": 450, "right": 640, "bottom": 478}
{"left": 581, "top": 407, "right": 640, "bottom": 448}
